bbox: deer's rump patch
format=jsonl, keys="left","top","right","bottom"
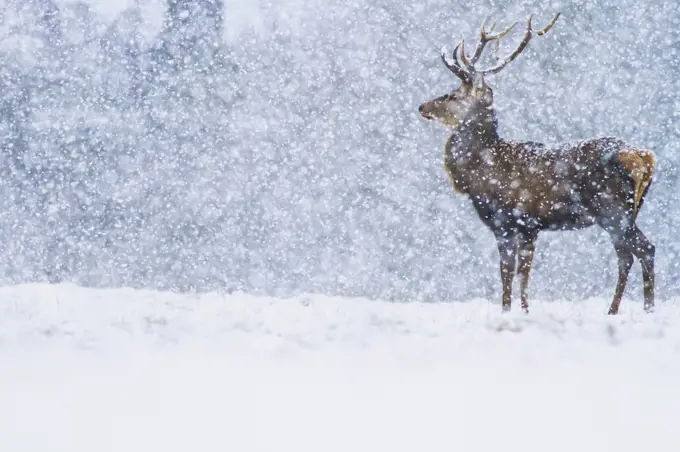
{"left": 617, "top": 149, "right": 656, "bottom": 216}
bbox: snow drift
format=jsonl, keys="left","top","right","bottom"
{"left": 1, "top": 284, "right": 680, "bottom": 451}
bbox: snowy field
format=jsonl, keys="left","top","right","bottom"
{"left": 2, "top": 284, "right": 680, "bottom": 451}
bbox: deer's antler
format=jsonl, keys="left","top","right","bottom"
{"left": 460, "top": 16, "right": 517, "bottom": 71}
{"left": 440, "top": 12, "right": 560, "bottom": 82}
{"left": 441, "top": 42, "right": 472, "bottom": 84}
{"left": 481, "top": 13, "right": 560, "bottom": 75}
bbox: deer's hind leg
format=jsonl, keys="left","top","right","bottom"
{"left": 598, "top": 215, "right": 635, "bottom": 315}
{"left": 607, "top": 235, "right": 634, "bottom": 315}
{"left": 629, "top": 226, "right": 655, "bottom": 312}
{"left": 600, "top": 216, "right": 655, "bottom": 315}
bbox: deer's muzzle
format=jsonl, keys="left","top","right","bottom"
{"left": 419, "top": 103, "right": 433, "bottom": 119}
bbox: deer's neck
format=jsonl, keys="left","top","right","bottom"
{"left": 444, "top": 111, "right": 500, "bottom": 195}
{"left": 449, "top": 110, "right": 500, "bottom": 151}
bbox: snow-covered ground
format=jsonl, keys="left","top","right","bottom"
{"left": 1, "top": 283, "right": 680, "bottom": 451}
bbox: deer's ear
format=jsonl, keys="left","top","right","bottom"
{"left": 472, "top": 72, "right": 486, "bottom": 93}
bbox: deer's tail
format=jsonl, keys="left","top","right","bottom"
{"left": 617, "top": 148, "right": 656, "bottom": 220}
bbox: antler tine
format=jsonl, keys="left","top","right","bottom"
{"left": 537, "top": 12, "right": 560, "bottom": 35}
{"left": 441, "top": 42, "right": 472, "bottom": 83}
{"left": 459, "top": 39, "right": 471, "bottom": 70}
{"left": 451, "top": 41, "right": 465, "bottom": 70}
{"left": 487, "top": 21, "right": 518, "bottom": 40}
{"left": 467, "top": 18, "right": 518, "bottom": 67}
{"left": 480, "top": 15, "right": 533, "bottom": 75}
{"left": 481, "top": 12, "right": 560, "bottom": 76}
{"left": 467, "top": 14, "right": 490, "bottom": 66}
{"left": 461, "top": 17, "right": 485, "bottom": 70}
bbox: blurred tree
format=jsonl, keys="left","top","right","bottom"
{"left": 152, "top": 0, "right": 225, "bottom": 72}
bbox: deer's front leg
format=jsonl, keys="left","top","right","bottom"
{"left": 517, "top": 231, "right": 538, "bottom": 314}
{"left": 496, "top": 234, "right": 517, "bottom": 312}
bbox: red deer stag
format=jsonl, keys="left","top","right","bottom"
{"left": 418, "top": 13, "right": 656, "bottom": 315}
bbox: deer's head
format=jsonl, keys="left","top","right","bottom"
{"left": 418, "top": 72, "right": 493, "bottom": 129}
{"left": 419, "top": 13, "right": 560, "bottom": 129}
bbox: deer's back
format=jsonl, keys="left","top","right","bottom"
{"left": 469, "top": 137, "right": 644, "bottom": 232}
